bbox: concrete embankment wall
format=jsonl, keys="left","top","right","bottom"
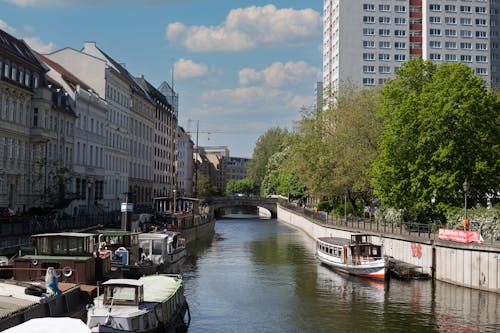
{"left": 277, "top": 205, "right": 500, "bottom": 293}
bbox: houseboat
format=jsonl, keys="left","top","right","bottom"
{"left": 138, "top": 231, "right": 186, "bottom": 270}
{"left": 316, "top": 234, "right": 387, "bottom": 280}
{"left": 95, "top": 230, "right": 157, "bottom": 279}
{"left": 86, "top": 274, "right": 190, "bottom": 332}
{"left": 13, "top": 232, "right": 111, "bottom": 284}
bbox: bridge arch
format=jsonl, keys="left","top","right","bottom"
{"left": 209, "top": 197, "right": 278, "bottom": 219}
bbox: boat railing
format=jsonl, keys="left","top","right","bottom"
{"left": 1, "top": 266, "right": 80, "bottom": 282}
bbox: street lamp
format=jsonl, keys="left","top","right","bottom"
{"left": 462, "top": 179, "right": 469, "bottom": 221}
{"left": 173, "top": 189, "right": 177, "bottom": 213}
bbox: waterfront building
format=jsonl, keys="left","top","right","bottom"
{"left": 226, "top": 156, "right": 250, "bottom": 181}
{"left": 135, "top": 76, "right": 176, "bottom": 205}
{"left": 37, "top": 54, "right": 102, "bottom": 216}
{"left": 323, "top": 0, "right": 500, "bottom": 92}
{"left": 46, "top": 43, "right": 130, "bottom": 212}
{"left": 0, "top": 29, "right": 49, "bottom": 213}
{"left": 177, "top": 126, "right": 194, "bottom": 197}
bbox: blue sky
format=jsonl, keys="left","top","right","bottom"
{"left": 1, "top": 0, "right": 323, "bottom": 158}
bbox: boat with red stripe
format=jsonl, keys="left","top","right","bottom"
{"left": 316, "top": 234, "right": 387, "bottom": 281}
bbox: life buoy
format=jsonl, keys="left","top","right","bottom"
{"left": 32, "top": 259, "right": 38, "bottom": 266}
{"left": 62, "top": 266, "right": 73, "bottom": 277}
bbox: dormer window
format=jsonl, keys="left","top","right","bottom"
{"left": 4, "top": 61, "right": 9, "bottom": 78}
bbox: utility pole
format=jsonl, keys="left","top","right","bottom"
{"left": 195, "top": 120, "right": 199, "bottom": 197}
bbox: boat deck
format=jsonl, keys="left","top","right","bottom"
{"left": 317, "top": 237, "right": 351, "bottom": 246}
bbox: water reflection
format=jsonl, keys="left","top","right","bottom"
{"left": 182, "top": 218, "right": 499, "bottom": 333}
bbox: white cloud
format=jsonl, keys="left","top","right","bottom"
{"left": 174, "top": 58, "right": 208, "bottom": 79}
{"left": 238, "top": 61, "right": 319, "bottom": 88}
{"left": 166, "top": 4, "right": 321, "bottom": 52}
{"left": 0, "top": 20, "right": 54, "bottom": 53}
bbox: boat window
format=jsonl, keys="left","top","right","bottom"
{"left": 152, "top": 240, "right": 163, "bottom": 255}
{"left": 52, "top": 239, "right": 67, "bottom": 255}
{"left": 105, "top": 286, "right": 138, "bottom": 305}
{"left": 68, "top": 237, "right": 84, "bottom": 255}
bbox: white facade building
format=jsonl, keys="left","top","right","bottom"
{"left": 176, "top": 126, "right": 194, "bottom": 197}
{"left": 46, "top": 43, "right": 130, "bottom": 212}
{"left": 323, "top": 0, "right": 500, "bottom": 91}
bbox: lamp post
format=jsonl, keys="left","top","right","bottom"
{"left": 173, "top": 189, "right": 177, "bottom": 213}
{"left": 462, "top": 179, "right": 469, "bottom": 220}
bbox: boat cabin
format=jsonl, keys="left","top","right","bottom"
{"left": 14, "top": 232, "right": 111, "bottom": 284}
{"left": 102, "top": 279, "right": 144, "bottom": 306}
{"left": 138, "top": 232, "right": 185, "bottom": 265}
{"left": 96, "top": 230, "right": 141, "bottom": 266}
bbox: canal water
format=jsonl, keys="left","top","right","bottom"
{"left": 181, "top": 216, "right": 500, "bottom": 333}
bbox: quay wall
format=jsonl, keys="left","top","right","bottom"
{"left": 277, "top": 205, "right": 500, "bottom": 293}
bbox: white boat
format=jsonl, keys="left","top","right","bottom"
{"left": 138, "top": 232, "right": 186, "bottom": 268}
{"left": 316, "top": 234, "right": 387, "bottom": 280}
{"left": 86, "top": 274, "right": 190, "bottom": 333}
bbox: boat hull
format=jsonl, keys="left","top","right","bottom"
{"left": 317, "top": 251, "right": 387, "bottom": 280}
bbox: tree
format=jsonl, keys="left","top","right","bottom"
{"left": 247, "top": 127, "right": 290, "bottom": 191}
{"left": 196, "top": 173, "right": 217, "bottom": 198}
{"left": 290, "top": 85, "right": 382, "bottom": 213}
{"left": 372, "top": 59, "right": 500, "bottom": 221}
{"left": 261, "top": 148, "right": 306, "bottom": 198}
{"left": 225, "top": 178, "right": 258, "bottom": 196}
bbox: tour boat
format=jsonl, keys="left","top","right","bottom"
{"left": 138, "top": 231, "right": 186, "bottom": 269}
{"left": 316, "top": 233, "right": 387, "bottom": 280}
{"left": 86, "top": 274, "right": 190, "bottom": 333}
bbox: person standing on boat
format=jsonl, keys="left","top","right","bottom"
{"left": 45, "top": 267, "right": 62, "bottom": 296}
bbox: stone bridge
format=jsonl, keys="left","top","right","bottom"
{"left": 208, "top": 197, "right": 278, "bottom": 218}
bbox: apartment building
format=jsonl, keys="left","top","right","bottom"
{"left": 0, "top": 30, "right": 48, "bottom": 213}
{"left": 176, "top": 126, "right": 194, "bottom": 197}
{"left": 323, "top": 0, "right": 500, "bottom": 91}
{"left": 46, "top": 43, "right": 131, "bottom": 212}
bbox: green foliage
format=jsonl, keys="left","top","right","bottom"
{"left": 197, "top": 173, "right": 217, "bottom": 198}
{"left": 225, "top": 178, "right": 258, "bottom": 196}
{"left": 317, "top": 200, "right": 334, "bottom": 213}
{"left": 247, "top": 127, "right": 290, "bottom": 190}
{"left": 372, "top": 59, "right": 500, "bottom": 220}
{"left": 445, "top": 205, "right": 500, "bottom": 240}
{"left": 261, "top": 148, "right": 306, "bottom": 198}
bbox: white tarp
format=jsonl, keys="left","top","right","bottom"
{"left": 3, "top": 317, "right": 90, "bottom": 333}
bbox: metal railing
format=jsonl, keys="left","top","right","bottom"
{"left": 280, "top": 201, "right": 440, "bottom": 241}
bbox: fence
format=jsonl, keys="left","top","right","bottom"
{"left": 279, "top": 201, "right": 481, "bottom": 241}
{"left": 0, "top": 213, "right": 119, "bottom": 249}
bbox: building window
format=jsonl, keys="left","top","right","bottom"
{"left": 430, "top": 16, "right": 441, "bottom": 24}
{"left": 476, "top": 31, "right": 487, "bottom": 38}
{"left": 445, "top": 54, "right": 457, "bottom": 61}
{"left": 394, "top": 30, "right": 406, "bottom": 37}
{"left": 394, "top": 5, "right": 406, "bottom": 13}
{"left": 363, "top": 40, "right": 375, "bottom": 48}
{"left": 460, "top": 6, "right": 472, "bottom": 13}
{"left": 460, "top": 18, "right": 472, "bottom": 25}
{"left": 379, "top": 29, "right": 390, "bottom": 36}
{"left": 460, "top": 55, "right": 472, "bottom": 62}
{"left": 363, "top": 4, "right": 375, "bottom": 11}
{"left": 363, "top": 16, "right": 375, "bottom": 24}
{"left": 460, "top": 30, "right": 472, "bottom": 38}
{"left": 476, "top": 56, "right": 488, "bottom": 62}
{"left": 363, "top": 65, "right": 375, "bottom": 73}
{"left": 4, "top": 61, "right": 9, "bottom": 78}
{"left": 476, "top": 18, "right": 487, "bottom": 26}
{"left": 394, "top": 17, "right": 406, "bottom": 25}
{"left": 445, "top": 17, "right": 456, "bottom": 25}
{"left": 379, "top": 53, "right": 391, "bottom": 61}
{"left": 362, "top": 78, "right": 375, "bottom": 86}
{"left": 430, "top": 29, "right": 441, "bottom": 36}
{"left": 363, "top": 28, "right": 375, "bottom": 36}
{"left": 460, "top": 42, "right": 472, "bottom": 49}
{"left": 476, "top": 68, "right": 487, "bottom": 75}
{"left": 445, "top": 5, "right": 456, "bottom": 13}
{"left": 430, "top": 4, "right": 441, "bottom": 12}
{"left": 430, "top": 41, "right": 441, "bottom": 48}
{"left": 476, "top": 43, "right": 487, "bottom": 50}
{"left": 379, "top": 4, "right": 390, "bottom": 12}
{"left": 394, "top": 54, "right": 406, "bottom": 62}
{"left": 379, "top": 41, "right": 390, "bottom": 48}
{"left": 379, "top": 66, "right": 391, "bottom": 74}
{"left": 430, "top": 53, "right": 442, "bottom": 61}
{"left": 445, "top": 29, "right": 456, "bottom": 37}
{"left": 475, "top": 7, "right": 487, "bottom": 14}
{"left": 395, "top": 42, "right": 406, "bottom": 49}
{"left": 445, "top": 41, "right": 457, "bottom": 49}
{"left": 379, "top": 17, "right": 390, "bottom": 24}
